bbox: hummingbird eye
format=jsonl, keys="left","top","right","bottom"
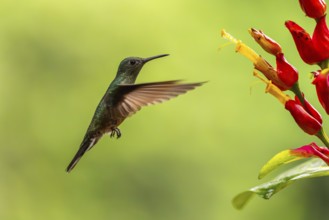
{"left": 129, "top": 60, "right": 137, "bottom": 65}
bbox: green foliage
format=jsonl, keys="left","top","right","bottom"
{"left": 258, "top": 150, "right": 300, "bottom": 179}
{"left": 233, "top": 159, "right": 329, "bottom": 210}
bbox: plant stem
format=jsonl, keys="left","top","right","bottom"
{"left": 316, "top": 128, "right": 329, "bottom": 148}
{"left": 318, "top": 59, "right": 329, "bottom": 70}
{"left": 290, "top": 82, "right": 304, "bottom": 105}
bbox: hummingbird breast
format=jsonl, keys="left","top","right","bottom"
{"left": 103, "top": 118, "right": 124, "bottom": 134}
{"left": 88, "top": 103, "right": 125, "bottom": 136}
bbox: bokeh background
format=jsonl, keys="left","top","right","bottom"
{"left": 1, "top": 0, "right": 329, "bottom": 219}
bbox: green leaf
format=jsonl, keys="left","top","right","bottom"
{"left": 233, "top": 159, "right": 329, "bottom": 210}
{"left": 258, "top": 150, "right": 302, "bottom": 179}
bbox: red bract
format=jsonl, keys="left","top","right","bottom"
{"left": 285, "top": 99, "right": 322, "bottom": 135}
{"left": 312, "top": 70, "right": 329, "bottom": 114}
{"left": 285, "top": 21, "right": 327, "bottom": 64}
{"left": 313, "top": 15, "right": 329, "bottom": 61}
{"left": 276, "top": 53, "right": 299, "bottom": 88}
{"left": 299, "top": 0, "right": 327, "bottom": 19}
{"left": 291, "top": 142, "right": 329, "bottom": 165}
{"left": 294, "top": 95, "right": 323, "bottom": 123}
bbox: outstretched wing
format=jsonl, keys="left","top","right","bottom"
{"left": 110, "top": 80, "right": 205, "bottom": 118}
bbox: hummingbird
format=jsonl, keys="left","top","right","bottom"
{"left": 66, "top": 54, "right": 204, "bottom": 172}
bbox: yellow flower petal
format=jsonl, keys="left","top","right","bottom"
{"left": 253, "top": 70, "right": 291, "bottom": 105}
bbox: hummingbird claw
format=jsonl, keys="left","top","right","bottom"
{"left": 110, "top": 128, "right": 121, "bottom": 139}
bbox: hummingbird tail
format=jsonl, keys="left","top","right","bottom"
{"left": 66, "top": 136, "right": 99, "bottom": 173}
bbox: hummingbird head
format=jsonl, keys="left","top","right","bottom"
{"left": 116, "top": 54, "right": 169, "bottom": 83}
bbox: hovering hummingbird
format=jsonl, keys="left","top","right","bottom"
{"left": 66, "top": 54, "right": 204, "bottom": 172}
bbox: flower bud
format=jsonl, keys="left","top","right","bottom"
{"left": 276, "top": 53, "right": 299, "bottom": 88}
{"left": 312, "top": 69, "right": 329, "bottom": 114}
{"left": 294, "top": 95, "right": 323, "bottom": 123}
{"left": 249, "top": 28, "right": 282, "bottom": 55}
{"left": 285, "top": 99, "right": 322, "bottom": 135}
{"left": 299, "top": 0, "right": 327, "bottom": 19}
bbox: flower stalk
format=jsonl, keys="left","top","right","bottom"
{"left": 316, "top": 128, "right": 329, "bottom": 147}
{"left": 222, "top": 27, "right": 329, "bottom": 147}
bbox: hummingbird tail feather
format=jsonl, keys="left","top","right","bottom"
{"left": 66, "top": 136, "right": 98, "bottom": 173}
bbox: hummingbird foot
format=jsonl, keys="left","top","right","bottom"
{"left": 110, "top": 128, "right": 121, "bottom": 139}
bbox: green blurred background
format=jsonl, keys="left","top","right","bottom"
{"left": 1, "top": 0, "right": 329, "bottom": 219}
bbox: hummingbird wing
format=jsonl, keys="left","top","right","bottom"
{"left": 66, "top": 81, "right": 204, "bottom": 172}
{"left": 110, "top": 80, "right": 205, "bottom": 118}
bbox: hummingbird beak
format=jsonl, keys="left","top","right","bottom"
{"left": 142, "top": 54, "right": 169, "bottom": 64}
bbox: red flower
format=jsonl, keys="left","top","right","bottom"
{"left": 313, "top": 15, "right": 329, "bottom": 61}
{"left": 294, "top": 95, "right": 323, "bottom": 123}
{"left": 285, "top": 97, "right": 322, "bottom": 135}
{"left": 299, "top": 0, "right": 327, "bottom": 19}
{"left": 312, "top": 69, "right": 329, "bottom": 114}
{"left": 291, "top": 142, "right": 329, "bottom": 165}
{"left": 285, "top": 17, "right": 329, "bottom": 65}
{"left": 276, "top": 53, "right": 299, "bottom": 89}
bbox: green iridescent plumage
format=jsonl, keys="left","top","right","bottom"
{"left": 66, "top": 54, "right": 204, "bottom": 172}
